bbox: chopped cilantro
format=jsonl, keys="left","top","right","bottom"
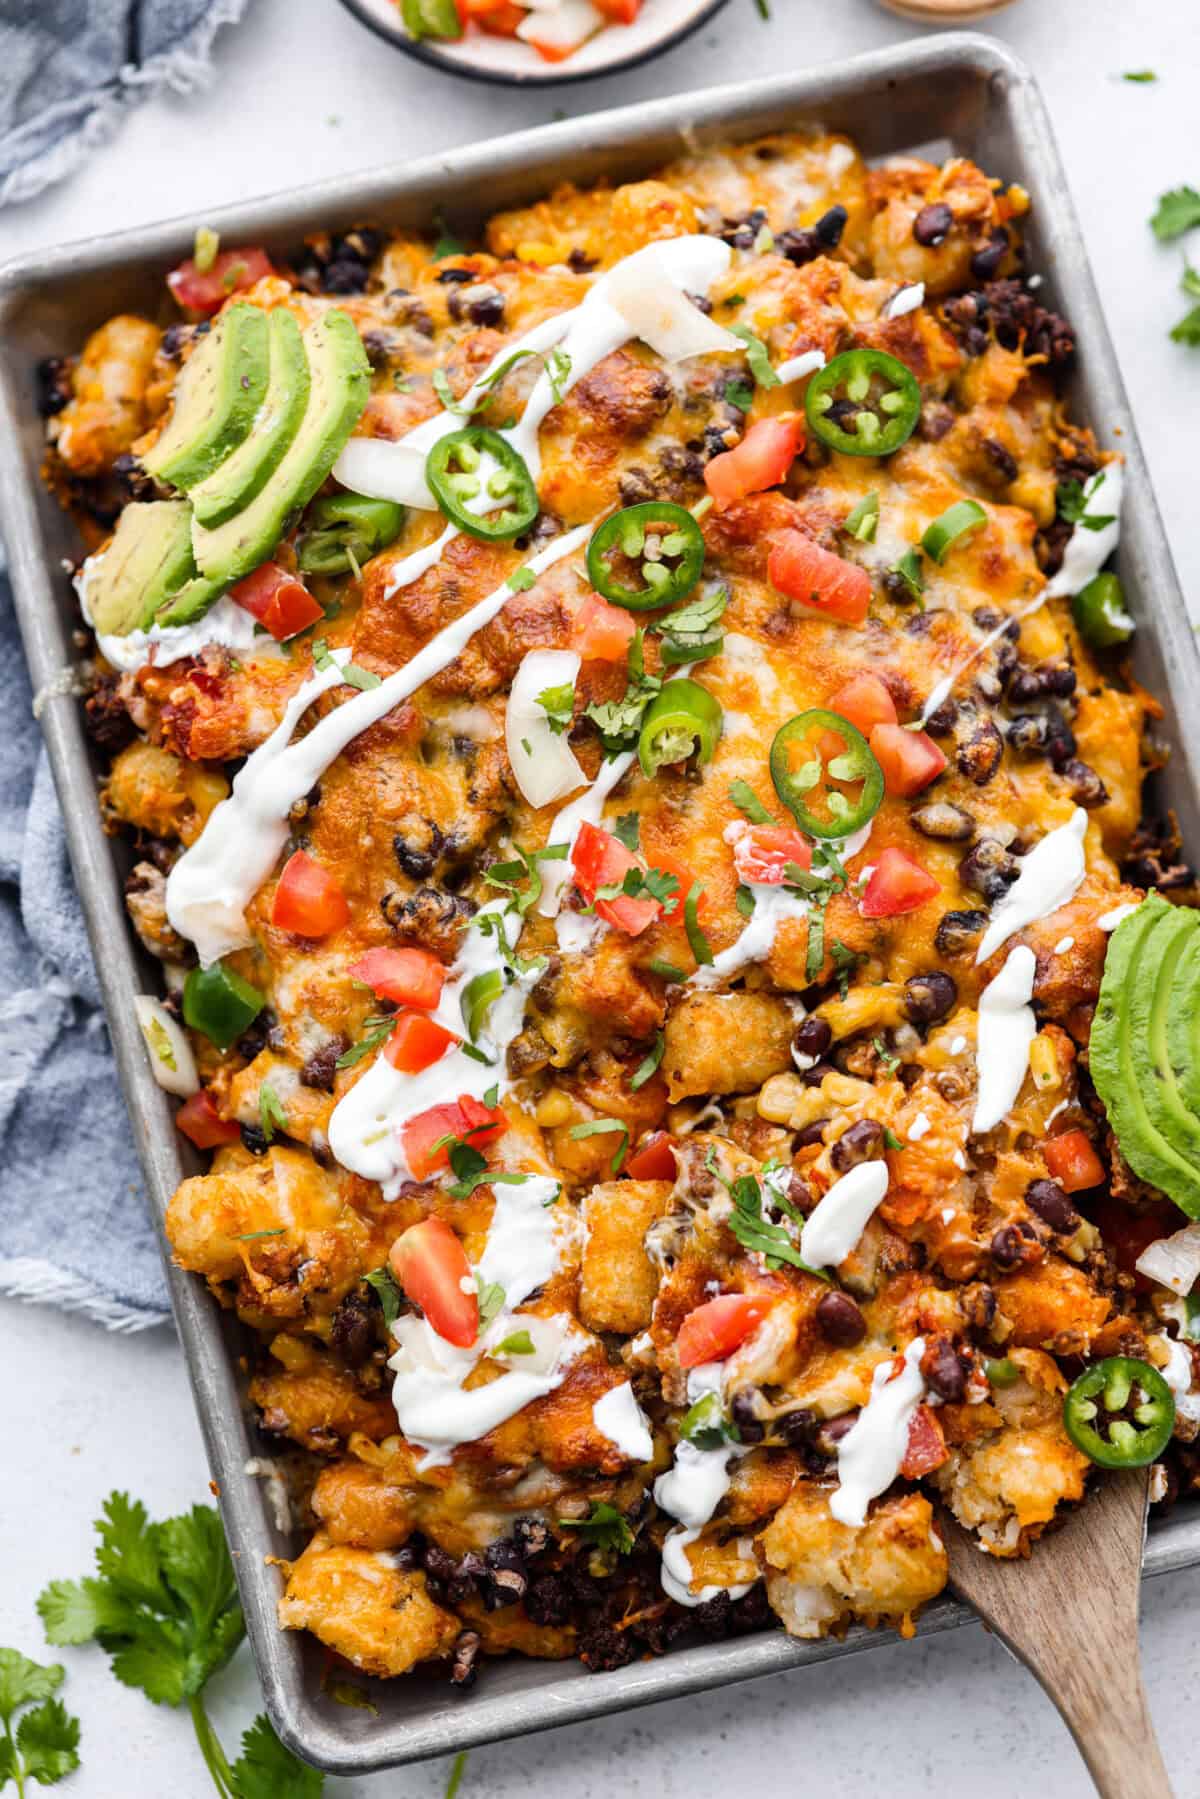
{"left": 630, "top": 1031, "right": 666, "bottom": 1092}
{"left": 364, "top": 1265, "right": 404, "bottom": 1327}
{"left": 1151, "top": 185, "right": 1200, "bottom": 241}
{"left": 613, "top": 811, "right": 641, "bottom": 852}
{"left": 680, "top": 1389, "right": 740, "bottom": 1450}
{"left": 536, "top": 681, "right": 575, "bottom": 735}
{"left": 557, "top": 1501, "right": 635, "bottom": 1555}
{"left": 830, "top": 938, "right": 861, "bottom": 998}
{"left": 725, "top": 378, "right": 755, "bottom": 413}
{"left": 872, "top": 1035, "right": 900, "bottom": 1073}
{"left": 569, "top": 1118, "right": 629, "bottom": 1173}
{"left": 258, "top": 1080, "right": 287, "bottom": 1144}
{"left": 495, "top": 1329, "right": 535, "bottom": 1356}
{"left": 506, "top": 565, "right": 536, "bottom": 592}
{"left": 311, "top": 637, "right": 381, "bottom": 691}
{"left": 728, "top": 778, "right": 776, "bottom": 826}
{"left": 889, "top": 546, "right": 925, "bottom": 604}
{"left": 431, "top": 366, "right": 472, "bottom": 415}
{"left": 475, "top": 1275, "right": 507, "bottom": 1331}
{"left": 1123, "top": 70, "right": 1158, "bottom": 82}
{"left": 484, "top": 841, "right": 569, "bottom": 915}
{"left": 1057, "top": 474, "right": 1116, "bottom": 532}
{"left": 883, "top": 1126, "right": 904, "bottom": 1152}
{"left": 336, "top": 1014, "right": 397, "bottom": 1069}
{"left": 655, "top": 584, "right": 728, "bottom": 667}
{"left": 706, "top": 1150, "right": 825, "bottom": 1277}
{"left": 233, "top": 1228, "right": 285, "bottom": 1242}
{"left": 432, "top": 216, "right": 465, "bottom": 259}
{"left": 729, "top": 323, "right": 780, "bottom": 389}
{"left": 546, "top": 347, "right": 572, "bottom": 404}
{"left": 596, "top": 865, "right": 679, "bottom": 908}
{"left": 735, "top": 883, "right": 757, "bottom": 920}
{"left": 648, "top": 956, "right": 685, "bottom": 982}
{"left": 684, "top": 881, "right": 713, "bottom": 967}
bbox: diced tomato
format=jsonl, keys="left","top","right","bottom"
{"left": 900, "top": 1404, "right": 949, "bottom": 1478}
{"left": 677, "top": 1294, "right": 770, "bottom": 1369}
{"left": 1044, "top": 1129, "right": 1106, "bottom": 1194}
{"left": 230, "top": 562, "right": 324, "bottom": 642}
{"left": 471, "top": 0, "right": 525, "bottom": 33}
{"left": 175, "top": 1090, "right": 241, "bottom": 1150}
{"left": 383, "top": 1011, "right": 458, "bottom": 1075}
{"left": 732, "top": 825, "right": 813, "bottom": 887}
{"left": 571, "top": 822, "right": 661, "bottom": 936}
{"left": 389, "top": 1217, "right": 478, "bottom": 1348}
{"left": 573, "top": 594, "right": 638, "bottom": 662}
{"left": 767, "top": 529, "right": 871, "bottom": 626}
{"left": 828, "top": 671, "right": 897, "bottom": 737}
{"left": 869, "top": 724, "right": 948, "bottom": 798}
{"left": 349, "top": 947, "right": 446, "bottom": 1011}
{"left": 167, "top": 247, "right": 273, "bottom": 318}
{"left": 704, "top": 415, "right": 805, "bottom": 510}
{"left": 860, "top": 847, "right": 940, "bottom": 919}
{"left": 594, "top": 0, "right": 640, "bottom": 17}
{"left": 625, "top": 1131, "right": 677, "bottom": 1182}
{"left": 271, "top": 851, "right": 350, "bottom": 937}
{"left": 402, "top": 1097, "right": 505, "bottom": 1180}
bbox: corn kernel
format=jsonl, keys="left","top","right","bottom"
{"left": 535, "top": 1090, "right": 574, "bottom": 1128}
{"left": 757, "top": 1073, "right": 805, "bottom": 1124}
{"left": 516, "top": 240, "right": 564, "bottom": 268}
{"left": 1028, "top": 1033, "right": 1061, "bottom": 1090}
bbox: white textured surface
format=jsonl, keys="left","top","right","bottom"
{"left": 2, "top": 0, "right": 1200, "bottom": 1792}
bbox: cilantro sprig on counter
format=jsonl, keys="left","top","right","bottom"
{"left": 0, "top": 1648, "right": 80, "bottom": 1792}
{"left": 36, "top": 1494, "right": 320, "bottom": 1797}
{"left": 1149, "top": 187, "right": 1200, "bottom": 344}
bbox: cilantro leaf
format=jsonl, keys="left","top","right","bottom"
{"left": 708, "top": 1153, "right": 826, "bottom": 1278}
{"left": 612, "top": 812, "right": 640, "bottom": 852}
{"left": 724, "top": 378, "right": 754, "bottom": 413}
{"left": 583, "top": 629, "right": 661, "bottom": 750}
{"left": 655, "top": 584, "right": 728, "bottom": 667}
{"left": 229, "top": 1713, "right": 323, "bottom": 1799}
{"left": 1123, "top": 69, "right": 1157, "bottom": 82}
{"left": 569, "top": 1118, "right": 629, "bottom": 1173}
{"left": 0, "top": 1650, "right": 63, "bottom": 1719}
{"left": 595, "top": 866, "right": 679, "bottom": 908}
{"left": 1056, "top": 474, "right": 1115, "bottom": 532}
{"left": 364, "top": 1265, "right": 403, "bottom": 1327}
{"left": 0, "top": 1658, "right": 80, "bottom": 1792}
{"left": 15, "top": 1695, "right": 80, "bottom": 1786}
{"left": 728, "top": 778, "right": 776, "bottom": 826}
{"left": 830, "top": 938, "right": 861, "bottom": 999}
{"left": 1171, "top": 305, "right": 1200, "bottom": 345}
{"left": 258, "top": 1081, "right": 287, "bottom": 1145}
{"left": 506, "top": 565, "right": 536, "bottom": 593}
{"left": 311, "top": 638, "right": 381, "bottom": 691}
{"left": 536, "top": 682, "right": 575, "bottom": 735}
{"left": 680, "top": 1390, "right": 740, "bottom": 1451}
{"left": 1151, "top": 185, "right": 1200, "bottom": 241}
{"left": 495, "top": 1329, "right": 535, "bottom": 1356}
{"left": 883, "top": 1126, "right": 904, "bottom": 1151}
{"left": 336, "top": 1015, "right": 397, "bottom": 1069}
{"left": 484, "top": 842, "right": 568, "bottom": 916}
{"left": 735, "top": 883, "right": 756, "bottom": 920}
{"left": 889, "top": 546, "right": 925, "bottom": 604}
{"left": 545, "top": 347, "right": 572, "bottom": 405}
{"left": 558, "top": 1501, "right": 635, "bottom": 1555}
{"left": 728, "top": 323, "right": 780, "bottom": 389}
{"left": 630, "top": 1031, "right": 665, "bottom": 1092}
{"left": 684, "top": 882, "right": 713, "bottom": 967}
{"left": 476, "top": 1276, "right": 507, "bottom": 1331}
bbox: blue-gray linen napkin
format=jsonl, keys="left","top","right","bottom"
{"left": 0, "top": 0, "right": 250, "bottom": 209}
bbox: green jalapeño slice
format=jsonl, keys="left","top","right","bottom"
{"left": 1063, "top": 1356, "right": 1175, "bottom": 1469}
{"left": 805, "top": 349, "right": 922, "bottom": 458}
{"left": 426, "top": 427, "right": 538, "bottom": 540}
{"left": 770, "top": 708, "right": 884, "bottom": 840}
{"left": 638, "top": 680, "right": 722, "bottom": 777}
{"left": 586, "top": 501, "right": 706, "bottom": 611}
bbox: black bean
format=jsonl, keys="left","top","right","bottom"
{"left": 525, "top": 1573, "right": 573, "bottom": 1627}
{"left": 1026, "top": 1178, "right": 1080, "bottom": 1232}
{"left": 301, "top": 1039, "right": 347, "bottom": 1092}
{"left": 959, "top": 838, "right": 1018, "bottom": 904}
{"left": 801, "top": 1060, "right": 837, "bottom": 1088}
{"left": 990, "top": 1223, "right": 1032, "bottom": 1267}
{"left": 794, "top": 1118, "right": 828, "bottom": 1150}
{"left": 730, "top": 1390, "right": 765, "bottom": 1443}
{"left": 925, "top": 697, "right": 959, "bottom": 736}
{"left": 468, "top": 288, "right": 507, "bottom": 327}
{"left": 982, "top": 436, "right": 1019, "bottom": 483}
{"left": 1044, "top": 709, "right": 1078, "bottom": 770}
{"left": 913, "top": 202, "right": 953, "bottom": 246}
{"left": 568, "top": 246, "right": 596, "bottom": 273}
{"left": 482, "top": 1540, "right": 527, "bottom": 1610}
{"left": 1006, "top": 713, "right": 1050, "bottom": 755}
{"left": 513, "top": 1517, "right": 551, "bottom": 1558}
{"left": 903, "top": 971, "right": 958, "bottom": 1027}
{"left": 815, "top": 204, "right": 848, "bottom": 247}
{"left": 935, "top": 908, "right": 988, "bottom": 956}
{"left": 240, "top": 1123, "right": 269, "bottom": 1156}
{"left": 794, "top": 1016, "right": 833, "bottom": 1062}
{"left": 718, "top": 208, "right": 768, "bottom": 250}
{"left": 1061, "top": 759, "right": 1109, "bottom": 808}
{"left": 816, "top": 1291, "right": 867, "bottom": 1346}
{"left": 330, "top": 1291, "right": 373, "bottom": 1367}
{"left": 956, "top": 717, "right": 1004, "bottom": 786}
{"left": 450, "top": 1630, "right": 482, "bottom": 1690}
{"left": 922, "top": 1338, "right": 966, "bottom": 1403}
{"left": 776, "top": 1407, "right": 817, "bottom": 1447}
{"left": 85, "top": 675, "right": 136, "bottom": 752}
{"left": 911, "top": 801, "right": 975, "bottom": 842}
{"left": 618, "top": 466, "right": 658, "bottom": 505}
{"left": 1008, "top": 661, "right": 1076, "bottom": 702}
{"left": 236, "top": 1006, "right": 277, "bottom": 1062}
{"left": 831, "top": 1119, "right": 885, "bottom": 1172}
{"left": 393, "top": 821, "right": 444, "bottom": 881}
{"left": 970, "top": 228, "right": 1010, "bottom": 281}
{"left": 815, "top": 1412, "right": 859, "bottom": 1455}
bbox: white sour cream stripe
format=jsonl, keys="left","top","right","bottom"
{"left": 591, "top": 1383, "right": 654, "bottom": 1462}
{"left": 799, "top": 1162, "right": 889, "bottom": 1270}
{"left": 975, "top": 808, "right": 1088, "bottom": 964}
{"left": 654, "top": 1440, "right": 752, "bottom": 1609}
{"left": 829, "top": 1337, "right": 927, "bottom": 1529}
{"left": 972, "top": 945, "right": 1037, "bottom": 1135}
{"left": 77, "top": 568, "right": 267, "bottom": 674}
{"left": 165, "top": 522, "right": 592, "bottom": 966}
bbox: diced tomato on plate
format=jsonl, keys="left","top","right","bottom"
{"left": 271, "top": 851, "right": 350, "bottom": 937}
{"left": 768, "top": 529, "right": 871, "bottom": 626}
{"left": 167, "top": 247, "right": 273, "bottom": 317}
{"left": 571, "top": 821, "right": 661, "bottom": 935}
{"left": 402, "top": 1096, "right": 505, "bottom": 1181}
{"left": 860, "top": 847, "right": 940, "bottom": 918}
{"left": 869, "top": 724, "right": 947, "bottom": 797}
{"left": 1044, "top": 1129, "right": 1106, "bottom": 1194}
{"left": 625, "top": 1131, "right": 677, "bottom": 1182}
{"left": 704, "top": 415, "right": 805, "bottom": 510}
{"left": 383, "top": 1011, "right": 459, "bottom": 1075}
{"left": 389, "top": 1217, "right": 477, "bottom": 1347}
{"left": 677, "top": 1294, "right": 770, "bottom": 1369}
{"left": 175, "top": 1090, "right": 241, "bottom": 1150}
{"left": 349, "top": 947, "right": 446, "bottom": 1010}
{"left": 900, "top": 1404, "right": 949, "bottom": 1478}
{"left": 828, "top": 671, "right": 897, "bottom": 737}
{"left": 231, "top": 562, "right": 324, "bottom": 641}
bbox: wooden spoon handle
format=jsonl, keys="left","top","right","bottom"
{"left": 1069, "top": 1665, "right": 1172, "bottom": 1799}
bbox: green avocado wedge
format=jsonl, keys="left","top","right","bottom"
{"left": 190, "top": 308, "right": 370, "bottom": 590}
{"left": 85, "top": 501, "right": 200, "bottom": 636}
{"left": 141, "top": 303, "right": 269, "bottom": 492}
{"left": 1091, "top": 892, "right": 1200, "bottom": 1217}
{"left": 188, "top": 308, "right": 310, "bottom": 529}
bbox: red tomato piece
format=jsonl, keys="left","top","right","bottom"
{"left": 230, "top": 562, "right": 324, "bottom": 642}
{"left": 767, "top": 529, "right": 871, "bottom": 626}
{"left": 677, "top": 1294, "right": 770, "bottom": 1369}
{"left": 860, "top": 847, "right": 940, "bottom": 919}
{"left": 402, "top": 1097, "right": 505, "bottom": 1180}
{"left": 625, "top": 1131, "right": 677, "bottom": 1182}
{"left": 571, "top": 822, "right": 661, "bottom": 936}
{"left": 704, "top": 415, "right": 805, "bottom": 510}
{"left": 869, "top": 724, "right": 947, "bottom": 798}
{"left": 1044, "top": 1129, "right": 1106, "bottom": 1194}
{"left": 175, "top": 1090, "right": 241, "bottom": 1150}
{"left": 732, "top": 826, "right": 813, "bottom": 887}
{"left": 389, "top": 1217, "right": 478, "bottom": 1348}
{"left": 900, "top": 1404, "right": 949, "bottom": 1478}
{"left": 573, "top": 594, "right": 638, "bottom": 661}
{"left": 271, "top": 850, "right": 350, "bottom": 937}
{"left": 383, "top": 1011, "right": 458, "bottom": 1075}
{"left": 167, "top": 247, "right": 273, "bottom": 318}
{"left": 472, "top": 0, "right": 525, "bottom": 33}
{"left": 828, "top": 671, "right": 897, "bottom": 737}
{"left": 349, "top": 947, "right": 446, "bottom": 1010}
{"left": 595, "top": 0, "right": 640, "bottom": 17}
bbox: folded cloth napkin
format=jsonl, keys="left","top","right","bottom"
{"left": 0, "top": 0, "right": 251, "bottom": 209}
{"left": 0, "top": 559, "right": 170, "bottom": 1328}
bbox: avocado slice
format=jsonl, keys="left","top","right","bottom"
{"left": 84, "top": 501, "right": 199, "bottom": 637}
{"left": 188, "top": 309, "right": 310, "bottom": 529}
{"left": 141, "top": 303, "right": 269, "bottom": 492}
{"left": 1091, "top": 893, "right": 1200, "bottom": 1217}
{"left": 190, "top": 308, "right": 370, "bottom": 590}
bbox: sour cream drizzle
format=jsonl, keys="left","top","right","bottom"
{"left": 971, "top": 945, "right": 1037, "bottom": 1135}
{"left": 975, "top": 808, "right": 1088, "bottom": 964}
{"left": 654, "top": 1440, "right": 751, "bottom": 1608}
{"left": 76, "top": 566, "right": 267, "bottom": 674}
{"left": 165, "top": 522, "right": 591, "bottom": 966}
{"left": 799, "top": 1161, "right": 889, "bottom": 1270}
{"left": 829, "top": 1337, "right": 926, "bottom": 1529}
{"left": 591, "top": 1382, "right": 654, "bottom": 1462}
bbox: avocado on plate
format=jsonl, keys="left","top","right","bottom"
{"left": 140, "top": 303, "right": 269, "bottom": 492}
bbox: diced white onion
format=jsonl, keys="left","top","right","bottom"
{"left": 516, "top": 0, "right": 604, "bottom": 52}
{"left": 333, "top": 436, "right": 436, "bottom": 511}
{"left": 606, "top": 250, "right": 743, "bottom": 364}
{"left": 1136, "top": 1222, "right": 1200, "bottom": 1296}
{"left": 881, "top": 283, "right": 925, "bottom": 320}
{"left": 505, "top": 649, "right": 586, "bottom": 810}
{"left": 775, "top": 349, "right": 826, "bottom": 384}
{"left": 133, "top": 996, "right": 198, "bottom": 1097}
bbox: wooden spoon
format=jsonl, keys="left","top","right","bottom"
{"left": 877, "top": 0, "right": 1019, "bottom": 20}
{"left": 942, "top": 1468, "right": 1172, "bottom": 1798}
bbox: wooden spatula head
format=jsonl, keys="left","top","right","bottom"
{"left": 943, "top": 1468, "right": 1172, "bottom": 1799}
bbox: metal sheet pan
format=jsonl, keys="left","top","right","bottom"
{"left": 2, "top": 30, "right": 1198, "bottom": 1776}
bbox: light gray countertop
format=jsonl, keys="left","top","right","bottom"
{"left": 2, "top": 1, "right": 1199, "bottom": 1792}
